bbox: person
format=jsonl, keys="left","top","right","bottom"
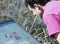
{"left": 25, "top": 0, "right": 60, "bottom": 43}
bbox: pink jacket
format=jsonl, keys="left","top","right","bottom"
{"left": 43, "top": 1, "right": 60, "bottom": 36}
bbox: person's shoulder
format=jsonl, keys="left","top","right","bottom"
{"left": 43, "top": 1, "right": 60, "bottom": 16}
{"left": 45, "top": 1, "right": 60, "bottom": 7}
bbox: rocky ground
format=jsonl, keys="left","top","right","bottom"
{"left": 0, "top": 0, "right": 59, "bottom": 44}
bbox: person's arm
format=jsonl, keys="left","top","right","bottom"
{"left": 43, "top": 14, "right": 60, "bottom": 43}
{"left": 54, "top": 32, "right": 60, "bottom": 44}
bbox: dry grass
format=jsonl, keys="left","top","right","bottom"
{"left": 0, "top": 0, "right": 58, "bottom": 44}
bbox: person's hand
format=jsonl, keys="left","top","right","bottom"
{"left": 34, "top": 4, "right": 44, "bottom": 17}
